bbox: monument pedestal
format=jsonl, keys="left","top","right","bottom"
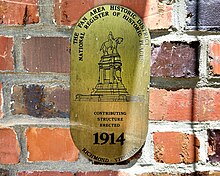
{"left": 76, "top": 43, "right": 130, "bottom": 102}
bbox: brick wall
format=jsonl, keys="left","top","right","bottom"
{"left": 0, "top": 0, "right": 220, "bottom": 175}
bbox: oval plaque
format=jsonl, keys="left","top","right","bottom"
{"left": 70, "top": 5, "right": 150, "bottom": 163}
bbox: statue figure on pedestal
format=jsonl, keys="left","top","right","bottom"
{"left": 100, "top": 31, "right": 123, "bottom": 56}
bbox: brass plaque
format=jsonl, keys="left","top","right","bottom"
{"left": 70, "top": 5, "right": 150, "bottom": 163}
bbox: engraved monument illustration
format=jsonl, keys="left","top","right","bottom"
{"left": 76, "top": 32, "right": 143, "bottom": 102}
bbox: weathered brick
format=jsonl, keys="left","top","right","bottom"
{"left": 209, "top": 41, "right": 220, "bottom": 75}
{"left": 154, "top": 132, "right": 200, "bottom": 164}
{"left": 54, "top": 0, "right": 173, "bottom": 30}
{"left": 11, "top": 85, "right": 69, "bottom": 118}
{"left": 194, "top": 88, "right": 220, "bottom": 121}
{"left": 149, "top": 88, "right": 193, "bottom": 121}
{"left": 44, "top": 87, "right": 70, "bottom": 114}
{"left": 139, "top": 172, "right": 220, "bottom": 176}
{"left": 25, "top": 128, "right": 78, "bottom": 162}
{"left": 142, "top": 0, "right": 173, "bottom": 30}
{"left": 186, "top": 0, "right": 220, "bottom": 30}
{"left": 208, "top": 130, "right": 220, "bottom": 162}
{"left": 0, "top": 128, "right": 20, "bottom": 164}
{"left": 151, "top": 42, "right": 199, "bottom": 77}
{"left": 17, "top": 171, "right": 74, "bottom": 176}
{"left": 22, "top": 37, "right": 70, "bottom": 73}
{"left": 0, "top": 83, "right": 3, "bottom": 118}
{"left": 75, "top": 171, "right": 128, "bottom": 176}
{"left": 0, "top": 36, "right": 14, "bottom": 71}
{"left": 0, "top": 0, "right": 39, "bottom": 25}
{"left": 0, "top": 169, "right": 9, "bottom": 176}
{"left": 148, "top": 88, "right": 220, "bottom": 122}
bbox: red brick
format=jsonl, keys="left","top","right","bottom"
{"left": 75, "top": 171, "right": 128, "bottom": 176}
{"left": 141, "top": 0, "right": 173, "bottom": 30}
{"left": 0, "top": 36, "right": 14, "bottom": 70}
{"left": 11, "top": 85, "right": 69, "bottom": 118}
{"left": 209, "top": 41, "right": 220, "bottom": 75}
{"left": 0, "top": 0, "right": 39, "bottom": 25}
{"left": 17, "top": 171, "right": 74, "bottom": 176}
{"left": 0, "top": 128, "right": 20, "bottom": 164}
{"left": 194, "top": 88, "right": 220, "bottom": 121}
{"left": 0, "top": 83, "right": 3, "bottom": 118}
{"left": 154, "top": 132, "right": 200, "bottom": 164}
{"left": 25, "top": 128, "right": 78, "bottom": 162}
{"left": 149, "top": 88, "right": 193, "bottom": 121}
{"left": 54, "top": 0, "right": 173, "bottom": 30}
{"left": 151, "top": 42, "right": 199, "bottom": 77}
{"left": 22, "top": 37, "right": 70, "bottom": 73}
{"left": 139, "top": 172, "right": 220, "bottom": 176}
{"left": 150, "top": 88, "right": 220, "bottom": 122}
